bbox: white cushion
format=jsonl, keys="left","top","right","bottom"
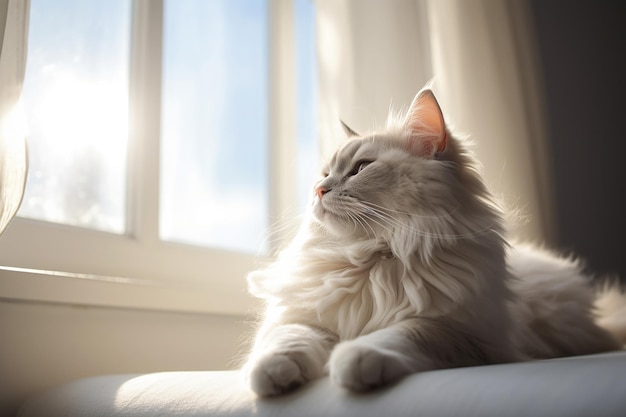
{"left": 19, "top": 351, "right": 626, "bottom": 417}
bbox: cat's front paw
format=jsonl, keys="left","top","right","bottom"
{"left": 329, "top": 341, "right": 415, "bottom": 392}
{"left": 246, "top": 353, "right": 307, "bottom": 397}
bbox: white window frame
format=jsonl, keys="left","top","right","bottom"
{"left": 0, "top": 0, "right": 302, "bottom": 316}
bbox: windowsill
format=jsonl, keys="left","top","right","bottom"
{"left": 0, "top": 218, "right": 266, "bottom": 317}
{"left": 0, "top": 266, "right": 259, "bottom": 316}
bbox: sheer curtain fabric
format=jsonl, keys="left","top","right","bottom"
{"left": 315, "top": 0, "right": 553, "bottom": 242}
{"left": 0, "top": 0, "right": 30, "bottom": 236}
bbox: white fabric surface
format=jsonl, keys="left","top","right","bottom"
{"left": 0, "top": 0, "right": 29, "bottom": 238}
{"left": 18, "top": 351, "right": 626, "bottom": 417}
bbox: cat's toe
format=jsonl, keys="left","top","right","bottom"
{"left": 329, "top": 343, "right": 385, "bottom": 391}
{"left": 247, "top": 353, "right": 306, "bottom": 396}
{"left": 329, "top": 342, "right": 412, "bottom": 392}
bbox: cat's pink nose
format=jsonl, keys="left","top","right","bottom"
{"left": 316, "top": 186, "right": 329, "bottom": 200}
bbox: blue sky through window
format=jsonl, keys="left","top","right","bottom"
{"left": 160, "top": 0, "right": 270, "bottom": 252}
{"left": 19, "top": 0, "right": 317, "bottom": 254}
{"left": 161, "top": 0, "right": 317, "bottom": 253}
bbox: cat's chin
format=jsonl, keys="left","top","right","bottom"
{"left": 312, "top": 198, "right": 336, "bottom": 226}
{"left": 312, "top": 209, "right": 370, "bottom": 240}
{"left": 311, "top": 210, "right": 343, "bottom": 237}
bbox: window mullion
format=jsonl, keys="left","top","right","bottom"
{"left": 128, "top": 0, "right": 163, "bottom": 246}
{"left": 268, "top": 0, "right": 297, "bottom": 250}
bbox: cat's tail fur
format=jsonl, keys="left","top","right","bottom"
{"left": 595, "top": 282, "right": 626, "bottom": 347}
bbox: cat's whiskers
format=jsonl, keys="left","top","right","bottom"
{"left": 361, "top": 200, "right": 462, "bottom": 220}
{"left": 260, "top": 207, "right": 309, "bottom": 253}
{"left": 354, "top": 211, "right": 380, "bottom": 238}
{"left": 354, "top": 200, "right": 497, "bottom": 240}
{"left": 347, "top": 210, "right": 375, "bottom": 238}
{"left": 336, "top": 197, "right": 413, "bottom": 238}
{"left": 339, "top": 199, "right": 379, "bottom": 238}
{"left": 362, "top": 205, "right": 457, "bottom": 239}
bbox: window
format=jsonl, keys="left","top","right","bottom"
{"left": 19, "top": 0, "right": 131, "bottom": 234}
{"left": 0, "top": 0, "right": 317, "bottom": 315}
{"left": 160, "top": 0, "right": 269, "bottom": 252}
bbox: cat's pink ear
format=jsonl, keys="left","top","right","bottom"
{"left": 403, "top": 89, "right": 447, "bottom": 157}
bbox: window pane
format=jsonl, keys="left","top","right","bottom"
{"left": 161, "top": 0, "right": 268, "bottom": 253}
{"left": 19, "top": 0, "right": 131, "bottom": 234}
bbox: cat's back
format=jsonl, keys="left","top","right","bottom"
{"left": 506, "top": 243, "right": 595, "bottom": 311}
{"left": 506, "top": 243, "right": 620, "bottom": 357}
{"left": 507, "top": 243, "right": 587, "bottom": 292}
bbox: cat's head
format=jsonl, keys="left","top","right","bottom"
{"left": 311, "top": 89, "right": 502, "bottom": 259}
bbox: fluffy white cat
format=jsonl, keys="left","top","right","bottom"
{"left": 243, "top": 88, "right": 625, "bottom": 396}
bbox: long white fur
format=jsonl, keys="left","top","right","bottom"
{"left": 243, "top": 88, "right": 624, "bottom": 396}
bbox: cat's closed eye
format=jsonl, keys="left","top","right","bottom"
{"left": 349, "top": 160, "right": 373, "bottom": 177}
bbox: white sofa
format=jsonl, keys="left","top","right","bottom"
{"left": 18, "top": 351, "right": 626, "bottom": 417}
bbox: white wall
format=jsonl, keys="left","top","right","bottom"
{"left": 0, "top": 301, "right": 252, "bottom": 417}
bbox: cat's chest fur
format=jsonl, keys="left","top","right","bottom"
{"left": 251, "top": 237, "right": 486, "bottom": 341}
{"left": 285, "top": 250, "right": 436, "bottom": 340}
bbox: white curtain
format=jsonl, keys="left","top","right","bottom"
{"left": 0, "top": 0, "right": 30, "bottom": 236}
{"left": 316, "top": 0, "right": 433, "bottom": 151}
{"left": 316, "top": 0, "right": 554, "bottom": 243}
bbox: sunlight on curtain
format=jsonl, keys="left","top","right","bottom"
{"left": 315, "top": 0, "right": 431, "bottom": 159}
{"left": 0, "top": 0, "right": 30, "bottom": 237}
{"left": 426, "top": 0, "right": 553, "bottom": 241}
{"left": 315, "top": 0, "right": 551, "bottom": 242}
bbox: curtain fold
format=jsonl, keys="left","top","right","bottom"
{"left": 0, "top": 0, "right": 30, "bottom": 236}
{"left": 315, "top": 0, "right": 553, "bottom": 242}
{"left": 427, "top": 0, "right": 553, "bottom": 242}
{"left": 315, "top": 0, "right": 432, "bottom": 158}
